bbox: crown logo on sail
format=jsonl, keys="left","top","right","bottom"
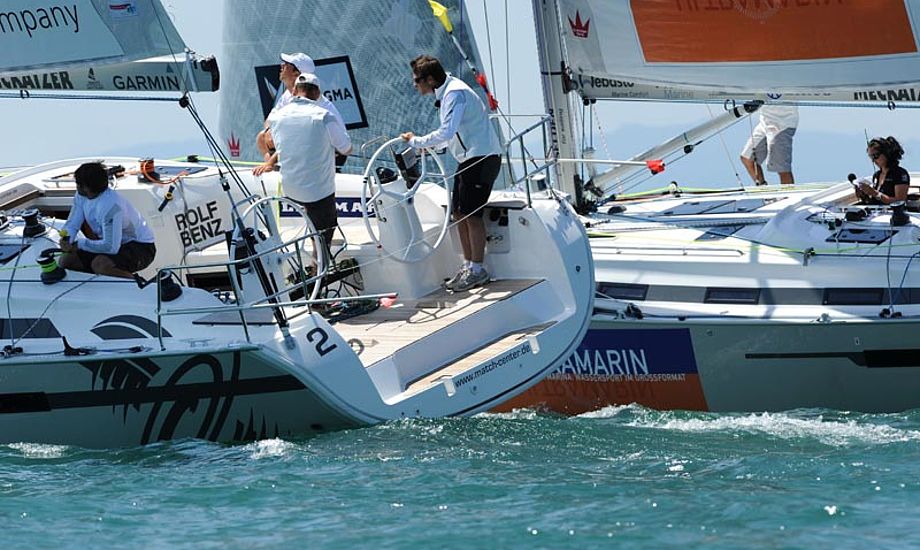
{"left": 227, "top": 133, "right": 240, "bottom": 157}
{"left": 568, "top": 11, "right": 590, "bottom": 38}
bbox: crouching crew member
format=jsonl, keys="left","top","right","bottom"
{"left": 59, "top": 162, "right": 157, "bottom": 279}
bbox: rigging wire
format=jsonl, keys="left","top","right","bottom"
{"left": 590, "top": 102, "right": 615, "bottom": 194}
{"left": 745, "top": 106, "right": 760, "bottom": 186}
{"left": 5, "top": 229, "right": 29, "bottom": 349}
{"left": 149, "top": 0, "right": 189, "bottom": 93}
{"left": 504, "top": 0, "right": 511, "bottom": 115}
{"left": 705, "top": 103, "right": 745, "bottom": 187}
{"left": 481, "top": 0, "right": 498, "bottom": 100}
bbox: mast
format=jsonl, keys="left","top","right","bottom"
{"left": 532, "top": 0, "right": 585, "bottom": 212}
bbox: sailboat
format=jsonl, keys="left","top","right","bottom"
{"left": 219, "top": 0, "right": 920, "bottom": 414}
{"left": 0, "top": 0, "right": 594, "bottom": 447}
{"left": 498, "top": 0, "right": 920, "bottom": 414}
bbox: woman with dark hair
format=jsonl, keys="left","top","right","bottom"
{"left": 857, "top": 136, "right": 910, "bottom": 205}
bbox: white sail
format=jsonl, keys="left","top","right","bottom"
{"left": 220, "top": 0, "right": 492, "bottom": 162}
{"left": 0, "top": 0, "right": 187, "bottom": 76}
{"left": 559, "top": 0, "right": 920, "bottom": 101}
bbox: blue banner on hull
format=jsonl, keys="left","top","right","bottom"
{"left": 279, "top": 197, "right": 372, "bottom": 218}
{"left": 558, "top": 328, "right": 699, "bottom": 376}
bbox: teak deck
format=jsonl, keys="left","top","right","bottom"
{"left": 334, "top": 278, "right": 542, "bottom": 367}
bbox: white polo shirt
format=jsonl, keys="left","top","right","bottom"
{"left": 268, "top": 97, "right": 352, "bottom": 203}
{"left": 273, "top": 89, "right": 346, "bottom": 132}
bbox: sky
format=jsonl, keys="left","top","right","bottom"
{"left": 2, "top": 0, "right": 919, "bottom": 190}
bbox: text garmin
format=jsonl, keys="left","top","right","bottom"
{"left": 175, "top": 201, "right": 223, "bottom": 248}
{"left": 0, "top": 5, "right": 79, "bottom": 39}
{"left": 0, "top": 71, "right": 73, "bottom": 90}
{"left": 113, "top": 75, "right": 181, "bottom": 91}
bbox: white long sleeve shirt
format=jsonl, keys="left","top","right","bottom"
{"left": 409, "top": 74, "right": 501, "bottom": 163}
{"left": 62, "top": 188, "right": 155, "bottom": 254}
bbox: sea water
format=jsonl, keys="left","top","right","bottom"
{"left": 2, "top": 405, "right": 919, "bottom": 548}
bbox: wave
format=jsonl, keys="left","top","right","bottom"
{"left": 578, "top": 404, "right": 920, "bottom": 446}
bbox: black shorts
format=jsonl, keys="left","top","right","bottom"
{"left": 453, "top": 155, "right": 501, "bottom": 218}
{"left": 77, "top": 241, "right": 156, "bottom": 273}
{"left": 292, "top": 193, "right": 338, "bottom": 251}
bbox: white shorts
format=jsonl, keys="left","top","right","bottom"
{"left": 741, "top": 126, "right": 796, "bottom": 173}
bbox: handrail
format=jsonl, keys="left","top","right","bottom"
{"left": 500, "top": 115, "right": 554, "bottom": 206}
{"left": 503, "top": 115, "right": 552, "bottom": 144}
{"left": 160, "top": 292, "right": 398, "bottom": 318}
{"left": 153, "top": 228, "right": 398, "bottom": 349}
{"left": 155, "top": 231, "right": 324, "bottom": 349}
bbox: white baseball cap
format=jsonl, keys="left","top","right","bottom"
{"left": 280, "top": 52, "right": 315, "bottom": 74}
{"left": 295, "top": 73, "right": 321, "bottom": 87}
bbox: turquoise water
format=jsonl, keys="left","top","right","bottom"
{"left": 3, "top": 406, "right": 919, "bottom": 548}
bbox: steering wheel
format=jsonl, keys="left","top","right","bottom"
{"left": 360, "top": 137, "right": 451, "bottom": 263}
{"left": 235, "top": 196, "right": 325, "bottom": 303}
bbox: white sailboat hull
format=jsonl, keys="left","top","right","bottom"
{"left": 0, "top": 156, "right": 593, "bottom": 447}
{"left": 500, "top": 182, "right": 920, "bottom": 413}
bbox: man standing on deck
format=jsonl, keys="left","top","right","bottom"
{"left": 740, "top": 104, "right": 798, "bottom": 185}
{"left": 267, "top": 73, "right": 352, "bottom": 259}
{"left": 401, "top": 54, "right": 502, "bottom": 292}
{"left": 254, "top": 52, "right": 347, "bottom": 168}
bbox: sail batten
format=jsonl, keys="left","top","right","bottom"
{"left": 559, "top": 0, "right": 920, "bottom": 101}
{"left": 0, "top": 0, "right": 188, "bottom": 76}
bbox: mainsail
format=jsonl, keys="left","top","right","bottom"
{"left": 0, "top": 0, "right": 188, "bottom": 76}
{"left": 558, "top": 0, "right": 920, "bottom": 104}
{"left": 220, "top": 0, "right": 492, "bottom": 163}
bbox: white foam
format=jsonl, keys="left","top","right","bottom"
{"left": 626, "top": 411, "right": 920, "bottom": 446}
{"left": 7, "top": 442, "right": 69, "bottom": 459}
{"left": 245, "top": 438, "right": 295, "bottom": 459}
{"left": 476, "top": 408, "right": 541, "bottom": 421}
{"left": 576, "top": 403, "right": 645, "bottom": 419}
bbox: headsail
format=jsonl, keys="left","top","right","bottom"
{"left": 0, "top": 0, "right": 188, "bottom": 76}
{"left": 559, "top": 0, "right": 920, "bottom": 103}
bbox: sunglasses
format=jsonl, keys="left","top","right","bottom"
{"left": 869, "top": 152, "right": 882, "bottom": 160}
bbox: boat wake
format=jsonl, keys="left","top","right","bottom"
{"left": 579, "top": 404, "right": 920, "bottom": 446}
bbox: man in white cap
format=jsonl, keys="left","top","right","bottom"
{"left": 255, "top": 52, "right": 346, "bottom": 164}
{"left": 266, "top": 72, "right": 353, "bottom": 258}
